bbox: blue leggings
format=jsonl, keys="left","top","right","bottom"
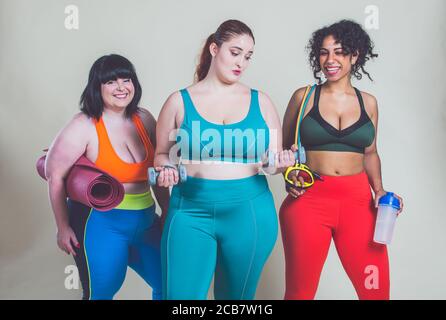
{"left": 161, "top": 174, "right": 278, "bottom": 300}
{"left": 68, "top": 192, "right": 162, "bottom": 300}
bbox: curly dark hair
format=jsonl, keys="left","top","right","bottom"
{"left": 307, "top": 19, "right": 378, "bottom": 83}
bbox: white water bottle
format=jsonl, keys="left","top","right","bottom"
{"left": 373, "top": 192, "right": 401, "bottom": 244}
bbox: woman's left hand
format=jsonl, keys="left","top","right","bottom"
{"left": 374, "top": 190, "right": 404, "bottom": 215}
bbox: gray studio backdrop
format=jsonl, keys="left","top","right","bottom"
{"left": 1, "top": 0, "right": 445, "bottom": 299}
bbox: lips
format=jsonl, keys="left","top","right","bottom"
{"left": 325, "top": 66, "right": 341, "bottom": 76}
{"left": 113, "top": 93, "right": 128, "bottom": 99}
{"left": 232, "top": 70, "right": 241, "bottom": 76}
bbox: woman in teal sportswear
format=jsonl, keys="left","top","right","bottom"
{"left": 154, "top": 20, "right": 295, "bottom": 300}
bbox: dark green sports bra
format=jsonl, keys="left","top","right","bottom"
{"left": 300, "top": 85, "right": 375, "bottom": 153}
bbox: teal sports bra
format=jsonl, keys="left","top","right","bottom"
{"left": 300, "top": 85, "right": 375, "bottom": 153}
{"left": 175, "top": 88, "right": 270, "bottom": 163}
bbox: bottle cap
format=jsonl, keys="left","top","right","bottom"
{"left": 378, "top": 192, "right": 401, "bottom": 210}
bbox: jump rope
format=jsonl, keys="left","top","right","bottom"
{"left": 284, "top": 85, "right": 323, "bottom": 189}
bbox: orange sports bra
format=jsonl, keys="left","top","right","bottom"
{"left": 94, "top": 114, "right": 154, "bottom": 183}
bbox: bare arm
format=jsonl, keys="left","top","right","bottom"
{"left": 45, "top": 113, "right": 91, "bottom": 255}
{"left": 362, "top": 93, "right": 403, "bottom": 214}
{"left": 282, "top": 87, "right": 307, "bottom": 150}
{"left": 364, "top": 95, "right": 404, "bottom": 213}
{"left": 363, "top": 95, "right": 384, "bottom": 195}
{"left": 153, "top": 92, "right": 182, "bottom": 187}
{"left": 363, "top": 93, "right": 404, "bottom": 214}
{"left": 138, "top": 108, "right": 170, "bottom": 218}
{"left": 258, "top": 91, "right": 295, "bottom": 175}
{"left": 282, "top": 87, "right": 308, "bottom": 197}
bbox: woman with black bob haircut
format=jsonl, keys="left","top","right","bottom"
{"left": 80, "top": 54, "right": 142, "bottom": 119}
{"left": 44, "top": 54, "right": 169, "bottom": 299}
{"left": 280, "top": 20, "right": 404, "bottom": 300}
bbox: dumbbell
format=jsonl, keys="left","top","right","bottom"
{"left": 148, "top": 164, "right": 188, "bottom": 186}
{"left": 263, "top": 148, "right": 305, "bottom": 167}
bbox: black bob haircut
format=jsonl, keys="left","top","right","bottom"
{"left": 307, "top": 19, "right": 378, "bottom": 84}
{"left": 80, "top": 54, "right": 142, "bottom": 120}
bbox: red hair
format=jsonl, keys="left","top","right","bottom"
{"left": 195, "top": 20, "right": 255, "bottom": 82}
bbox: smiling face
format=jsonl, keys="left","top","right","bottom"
{"left": 210, "top": 33, "right": 254, "bottom": 84}
{"left": 319, "top": 35, "right": 358, "bottom": 82}
{"left": 100, "top": 78, "right": 135, "bottom": 110}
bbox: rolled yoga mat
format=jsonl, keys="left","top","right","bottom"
{"left": 37, "top": 153, "right": 125, "bottom": 211}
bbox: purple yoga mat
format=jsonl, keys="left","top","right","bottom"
{"left": 37, "top": 153, "right": 124, "bottom": 211}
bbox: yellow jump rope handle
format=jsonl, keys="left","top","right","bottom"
{"left": 284, "top": 85, "right": 316, "bottom": 189}
{"left": 284, "top": 164, "right": 315, "bottom": 188}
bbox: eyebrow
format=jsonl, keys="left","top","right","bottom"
{"left": 230, "top": 46, "right": 254, "bottom": 54}
{"left": 320, "top": 47, "right": 343, "bottom": 51}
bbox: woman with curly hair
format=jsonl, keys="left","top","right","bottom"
{"left": 279, "top": 20, "right": 404, "bottom": 300}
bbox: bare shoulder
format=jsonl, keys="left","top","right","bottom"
{"left": 161, "top": 90, "right": 183, "bottom": 113}
{"left": 293, "top": 86, "right": 310, "bottom": 102}
{"left": 65, "top": 112, "right": 95, "bottom": 136}
{"left": 71, "top": 111, "right": 92, "bottom": 124}
{"left": 286, "top": 86, "right": 313, "bottom": 113}
{"left": 156, "top": 90, "right": 185, "bottom": 129}
{"left": 47, "top": 112, "right": 93, "bottom": 164}
{"left": 137, "top": 107, "right": 152, "bottom": 117}
{"left": 256, "top": 90, "right": 281, "bottom": 127}
{"left": 283, "top": 86, "right": 312, "bottom": 118}
{"left": 137, "top": 107, "right": 156, "bottom": 125}
{"left": 359, "top": 90, "right": 378, "bottom": 117}
{"left": 137, "top": 108, "right": 157, "bottom": 143}
{"left": 257, "top": 90, "right": 276, "bottom": 110}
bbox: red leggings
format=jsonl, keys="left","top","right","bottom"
{"left": 279, "top": 171, "right": 389, "bottom": 300}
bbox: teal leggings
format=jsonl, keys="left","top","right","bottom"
{"left": 161, "top": 174, "right": 278, "bottom": 300}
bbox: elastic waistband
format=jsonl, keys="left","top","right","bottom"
{"left": 319, "top": 170, "right": 368, "bottom": 182}
{"left": 309, "top": 171, "right": 371, "bottom": 198}
{"left": 172, "top": 174, "right": 269, "bottom": 203}
{"left": 115, "top": 191, "right": 155, "bottom": 210}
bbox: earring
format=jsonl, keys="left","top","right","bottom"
{"left": 319, "top": 71, "right": 326, "bottom": 81}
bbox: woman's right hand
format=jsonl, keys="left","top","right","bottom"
{"left": 57, "top": 225, "right": 80, "bottom": 256}
{"left": 285, "top": 169, "right": 306, "bottom": 198}
{"left": 155, "top": 166, "right": 179, "bottom": 187}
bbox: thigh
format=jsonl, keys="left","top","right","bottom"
{"left": 214, "top": 191, "right": 278, "bottom": 300}
{"left": 334, "top": 197, "right": 390, "bottom": 300}
{"left": 279, "top": 194, "right": 335, "bottom": 299}
{"left": 161, "top": 195, "right": 217, "bottom": 300}
{"left": 129, "top": 207, "right": 163, "bottom": 300}
{"left": 83, "top": 210, "right": 130, "bottom": 300}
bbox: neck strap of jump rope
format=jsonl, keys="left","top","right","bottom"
{"left": 294, "top": 84, "right": 316, "bottom": 164}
